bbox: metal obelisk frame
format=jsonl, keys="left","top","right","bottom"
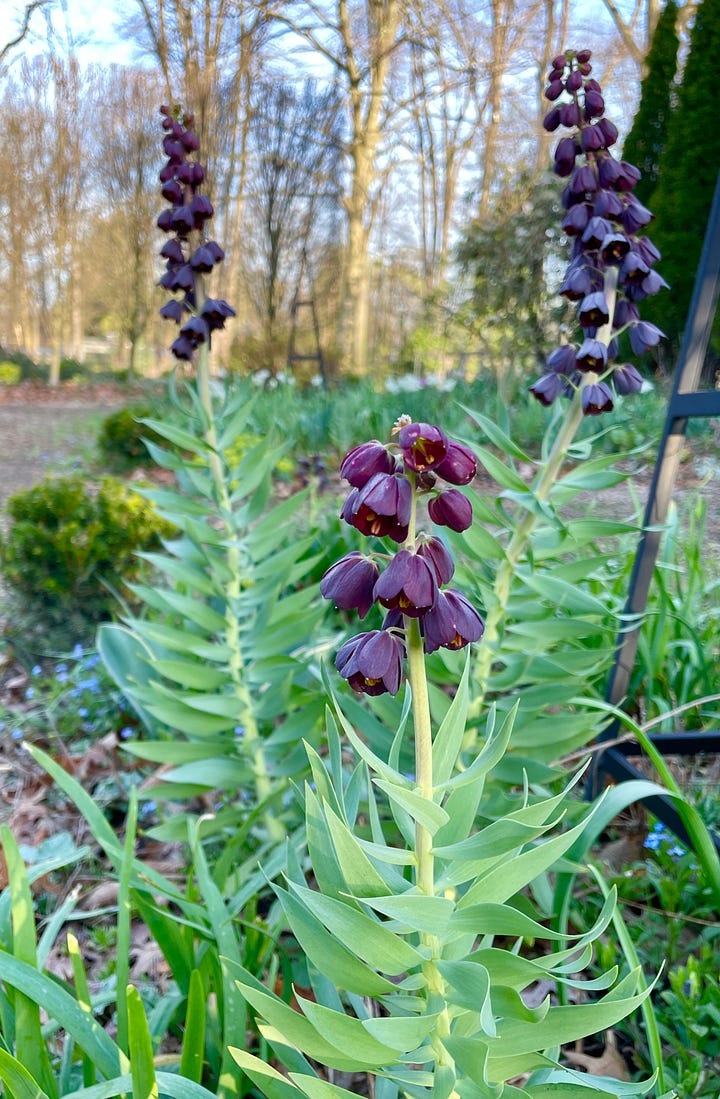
{"left": 588, "top": 171, "right": 720, "bottom": 852}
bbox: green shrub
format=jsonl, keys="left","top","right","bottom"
{"left": 0, "top": 345, "right": 44, "bottom": 380}
{"left": 0, "top": 361, "right": 21, "bottom": 385}
{"left": 97, "top": 405, "right": 166, "bottom": 472}
{"left": 0, "top": 475, "right": 173, "bottom": 631}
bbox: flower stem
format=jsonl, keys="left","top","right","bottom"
{"left": 470, "top": 267, "right": 618, "bottom": 720}
{"left": 194, "top": 286, "right": 284, "bottom": 843}
{"left": 404, "top": 613, "right": 454, "bottom": 1074}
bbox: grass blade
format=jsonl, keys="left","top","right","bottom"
{"left": 180, "top": 968, "right": 206, "bottom": 1082}
{"left": 127, "top": 985, "right": 158, "bottom": 1099}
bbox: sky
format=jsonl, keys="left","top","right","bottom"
{"left": 5, "top": 0, "right": 138, "bottom": 67}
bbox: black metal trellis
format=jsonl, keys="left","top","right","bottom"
{"left": 588, "top": 171, "right": 720, "bottom": 854}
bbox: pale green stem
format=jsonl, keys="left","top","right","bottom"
{"left": 469, "top": 266, "right": 619, "bottom": 721}
{"left": 194, "top": 278, "right": 284, "bottom": 843}
{"left": 402, "top": 481, "right": 455, "bottom": 1075}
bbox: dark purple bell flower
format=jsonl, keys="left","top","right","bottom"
{"left": 581, "top": 216, "right": 612, "bottom": 250}
{"left": 321, "top": 551, "right": 379, "bottom": 618}
{"left": 343, "top": 472, "right": 412, "bottom": 542}
{"left": 612, "top": 299, "right": 640, "bottom": 330}
{"left": 189, "top": 194, "right": 213, "bottom": 225}
{"left": 180, "top": 316, "right": 209, "bottom": 345}
{"left": 597, "top": 156, "right": 622, "bottom": 189}
{"left": 619, "top": 252, "right": 650, "bottom": 284}
{"left": 545, "top": 78, "right": 564, "bottom": 102}
{"left": 612, "top": 363, "right": 643, "bottom": 395}
{"left": 622, "top": 198, "right": 653, "bottom": 234}
{"left": 562, "top": 204, "right": 590, "bottom": 236}
{"left": 629, "top": 321, "right": 665, "bottom": 354}
{"left": 157, "top": 209, "right": 175, "bottom": 232}
{"left": 336, "top": 630, "right": 404, "bottom": 696}
{"left": 546, "top": 344, "right": 578, "bottom": 375}
{"left": 560, "top": 102, "right": 580, "bottom": 127}
{"left": 581, "top": 124, "right": 604, "bottom": 152}
{"left": 427, "top": 489, "right": 472, "bottom": 532}
{"left": 554, "top": 136, "right": 577, "bottom": 176}
{"left": 200, "top": 298, "right": 236, "bottom": 330}
{"left": 171, "top": 206, "right": 195, "bottom": 235}
{"left": 435, "top": 440, "right": 477, "bottom": 485}
{"left": 529, "top": 373, "right": 564, "bottom": 406}
{"left": 593, "top": 190, "right": 624, "bottom": 219}
{"left": 190, "top": 243, "right": 222, "bottom": 272}
{"left": 582, "top": 381, "right": 614, "bottom": 415}
{"left": 416, "top": 537, "right": 454, "bottom": 585}
{"left": 596, "top": 117, "right": 618, "bottom": 146}
{"left": 422, "top": 589, "right": 484, "bottom": 654}
{"left": 615, "top": 162, "right": 641, "bottom": 191}
{"left": 181, "top": 129, "right": 200, "bottom": 152}
{"left": 160, "top": 299, "right": 188, "bottom": 323}
{"left": 584, "top": 89, "right": 604, "bottom": 117}
{"left": 340, "top": 440, "right": 395, "bottom": 488}
{"left": 600, "top": 233, "right": 630, "bottom": 264}
{"left": 578, "top": 291, "right": 610, "bottom": 328}
{"left": 398, "top": 422, "right": 449, "bottom": 473}
{"left": 570, "top": 165, "right": 597, "bottom": 195}
{"left": 161, "top": 239, "right": 185, "bottom": 263}
{"left": 641, "top": 270, "right": 669, "bottom": 296}
{"left": 576, "top": 338, "right": 608, "bottom": 373}
{"left": 170, "top": 334, "right": 196, "bottom": 361}
{"left": 543, "top": 107, "right": 561, "bottom": 132}
{"left": 373, "top": 549, "right": 438, "bottom": 617}
{"left": 566, "top": 69, "right": 583, "bottom": 92}
{"left": 635, "top": 237, "right": 661, "bottom": 266}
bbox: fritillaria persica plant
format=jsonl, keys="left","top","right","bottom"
{"left": 321, "top": 418, "right": 483, "bottom": 699}
{"left": 470, "top": 48, "right": 668, "bottom": 713}
{"left": 531, "top": 48, "right": 665, "bottom": 415}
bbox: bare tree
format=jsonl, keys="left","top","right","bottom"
{"left": 0, "top": 0, "right": 53, "bottom": 67}
{"left": 93, "top": 67, "right": 164, "bottom": 378}
{"left": 244, "top": 80, "right": 343, "bottom": 366}
{"left": 273, "top": 0, "right": 404, "bottom": 375}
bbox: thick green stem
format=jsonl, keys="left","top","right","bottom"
{"left": 470, "top": 267, "right": 618, "bottom": 720}
{"left": 405, "top": 610, "right": 454, "bottom": 1072}
{"left": 195, "top": 283, "right": 284, "bottom": 843}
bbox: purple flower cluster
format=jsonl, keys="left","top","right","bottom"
{"left": 157, "top": 105, "right": 235, "bottom": 360}
{"left": 531, "top": 49, "right": 666, "bottom": 415}
{"left": 321, "top": 420, "right": 484, "bottom": 696}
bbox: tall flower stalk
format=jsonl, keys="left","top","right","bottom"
{"left": 471, "top": 49, "right": 666, "bottom": 713}
{"left": 155, "top": 105, "right": 284, "bottom": 841}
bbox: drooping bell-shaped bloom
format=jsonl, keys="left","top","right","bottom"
{"left": 434, "top": 440, "right": 477, "bottom": 485}
{"left": 427, "top": 489, "right": 473, "bottom": 532}
{"left": 373, "top": 549, "right": 438, "bottom": 617}
{"left": 582, "top": 382, "right": 614, "bottom": 415}
{"left": 321, "top": 552, "right": 379, "bottom": 618}
{"left": 335, "top": 629, "right": 405, "bottom": 696}
{"left": 398, "top": 422, "right": 449, "bottom": 473}
{"left": 422, "top": 589, "right": 485, "bottom": 654}
{"left": 342, "top": 472, "right": 412, "bottom": 542}
{"left": 340, "top": 440, "right": 395, "bottom": 488}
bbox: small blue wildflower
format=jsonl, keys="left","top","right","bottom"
{"left": 78, "top": 677, "right": 100, "bottom": 693}
{"left": 643, "top": 833, "right": 663, "bottom": 850}
{"left": 56, "top": 670, "right": 68, "bottom": 685}
{"left": 83, "top": 654, "right": 101, "bottom": 670}
{"left": 31, "top": 665, "right": 42, "bottom": 676}
{"left": 56, "top": 663, "right": 68, "bottom": 673}
{"left": 140, "top": 800, "right": 157, "bottom": 817}
{"left": 71, "top": 687, "right": 81, "bottom": 698}
{"left": 25, "top": 687, "right": 35, "bottom": 700}
{"left": 667, "top": 845, "right": 686, "bottom": 859}
{"left": 78, "top": 707, "right": 89, "bottom": 718}
{"left": 12, "top": 729, "right": 23, "bottom": 740}
{"left": 233, "top": 725, "right": 244, "bottom": 737}
{"left": 0, "top": 721, "right": 4, "bottom": 731}
{"left": 120, "top": 726, "right": 134, "bottom": 739}
{"left": 72, "top": 643, "right": 84, "bottom": 659}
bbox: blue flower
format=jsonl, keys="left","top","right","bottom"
{"left": 12, "top": 729, "right": 23, "bottom": 740}
{"left": 25, "top": 687, "right": 35, "bottom": 700}
{"left": 120, "top": 726, "right": 134, "bottom": 739}
{"left": 83, "top": 654, "right": 101, "bottom": 670}
{"left": 78, "top": 707, "right": 89, "bottom": 718}
{"left": 72, "top": 643, "right": 84, "bottom": 660}
{"left": 667, "top": 845, "right": 686, "bottom": 859}
{"left": 56, "top": 663, "right": 68, "bottom": 673}
{"left": 31, "top": 665, "right": 42, "bottom": 677}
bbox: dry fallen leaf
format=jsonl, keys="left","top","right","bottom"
{"left": 564, "top": 1029, "right": 630, "bottom": 1080}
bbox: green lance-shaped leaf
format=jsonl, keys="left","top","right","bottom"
{"left": 0, "top": 1049, "right": 48, "bottom": 1099}
{"left": 228, "top": 1049, "right": 305, "bottom": 1099}
{"left": 126, "top": 985, "right": 158, "bottom": 1099}
{"left": 179, "top": 969, "right": 206, "bottom": 1083}
{"left": 274, "top": 883, "right": 398, "bottom": 996}
{"left": 284, "top": 879, "right": 423, "bottom": 975}
{"left": 0, "top": 827, "right": 58, "bottom": 1099}
{"left": 97, "top": 623, "right": 159, "bottom": 732}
